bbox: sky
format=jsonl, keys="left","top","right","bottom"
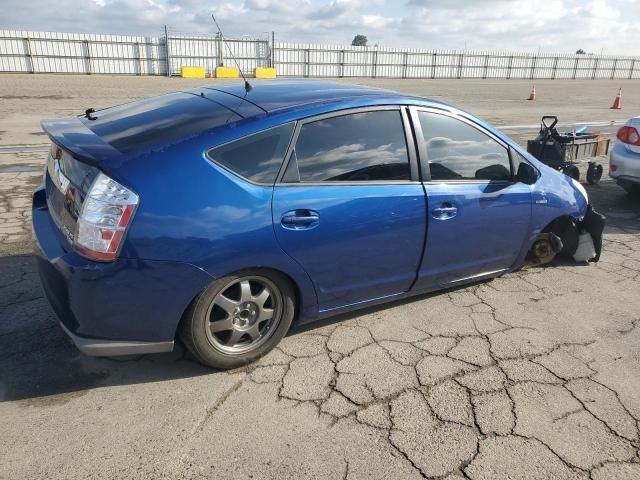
{"left": 2, "top": 0, "right": 640, "bottom": 55}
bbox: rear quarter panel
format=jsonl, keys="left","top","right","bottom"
{"left": 107, "top": 124, "right": 319, "bottom": 322}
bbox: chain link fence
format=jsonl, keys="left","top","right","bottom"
{"left": 1, "top": 29, "right": 638, "bottom": 80}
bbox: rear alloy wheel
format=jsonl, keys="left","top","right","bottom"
{"left": 179, "top": 271, "right": 295, "bottom": 369}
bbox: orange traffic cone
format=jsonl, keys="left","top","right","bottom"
{"left": 527, "top": 85, "right": 536, "bottom": 101}
{"left": 610, "top": 88, "right": 622, "bottom": 109}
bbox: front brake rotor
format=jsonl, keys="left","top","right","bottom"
{"left": 528, "top": 232, "right": 563, "bottom": 265}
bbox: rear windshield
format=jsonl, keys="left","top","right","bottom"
{"left": 79, "top": 92, "right": 241, "bottom": 153}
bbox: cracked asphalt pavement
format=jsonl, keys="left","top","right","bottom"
{"left": 1, "top": 76, "right": 640, "bottom": 479}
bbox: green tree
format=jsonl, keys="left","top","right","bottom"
{"left": 351, "top": 34, "right": 368, "bottom": 47}
{"left": 576, "top": 49, "right": 586, "bottom": 54}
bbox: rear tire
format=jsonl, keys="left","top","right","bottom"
{"left": 179, "top": 269, "right": 295, "bottom": 369}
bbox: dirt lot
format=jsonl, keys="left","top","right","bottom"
{"left": 1, "top": 75, "right": 640, "bottom": 480}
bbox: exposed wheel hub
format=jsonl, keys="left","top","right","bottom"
{"left": 232, "top": 301, "right": 259, "bottom": 329}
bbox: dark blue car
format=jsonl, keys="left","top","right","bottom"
{"left": 33, "top": 80, "right": 604, "bottom": 368}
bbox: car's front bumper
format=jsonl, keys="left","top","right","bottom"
{"left": 32, "top": 186, "right": 213, "bottom": 356}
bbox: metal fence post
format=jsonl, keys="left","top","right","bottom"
{"left": 134, "top": 41, "right": 142, "bottom": 75}
{"left": 572, "top": 57, "right": 578, "bottom": 79}
{"left": 372, "top": 49, "right": 377, "bottom": 78}
{"left": 339, "top": 49, "right": 344, "bottom": 78}
{"left": 629, "top": 58, "right": 636, "bottom": 80}
{"left": 482, "top": 54, "right": 489, "bottom": 79}
{"left": 402, "top": 51, "right": 408, "bottom": 79}
{"left": 591, "top": 57, "right": 598, "bottom": 80}
{"left": 164, "top": 25, "right": 171, "bottom": 76}
{"left": 552, "top": 57, "right": 558, "bottom": 79}
{"left": 24, "top": 36, "right": 35, "bottom": 73}
{"left": 82, "top": 39, "right": 92, "bottom": 74}
{"left": 271, "top": 31, "right": 275, "bottom": 68}
{"left": 507, "top": 55, "right": 513, "bottom": 79}
{"left": 456, "top": 52, "right": 463, "bottom": 79}
{"left": 431, "top": 53, "right": 436, "bottom": 79}
{"left": 611, "top": 58, "right": 618, "bottom": 80}
{"left": 305, "top": 48, "right": 310, "bottom": 77}
{"left": 216, "top": 32, "right": 224, "bottom": 67}
{"left": 529, "top": 56, "right": 537, "bottom": 80}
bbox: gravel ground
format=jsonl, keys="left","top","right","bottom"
{"left": 1, "top": 76, "right": 639, "bottom": 480}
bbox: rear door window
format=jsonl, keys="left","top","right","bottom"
{"left": 284, "top": 110, "right": 411, "bottom": 182}
{"left": 418, "top": 111, "right": 512, "bottom": 181}
{"left": 207, "top": 123, "right": 295, "bottom": 184}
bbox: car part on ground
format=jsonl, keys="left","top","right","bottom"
{"left": 581, "top": 205, "right": 606, "bottom": 263}
{"left": 573, "top": 233, "right": 597, "bottom": 262}
{"left": 527, "top": 115, "right": 607, "bottom": 183}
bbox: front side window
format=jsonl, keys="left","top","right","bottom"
{"left": 418, "top": 111, "right": 512, "bottom": 182}
{"left": 207, "top": 123, "right": 295, "bottom": 183}
{"left": 285, "top": 110, "right": 411, "bottom": 182}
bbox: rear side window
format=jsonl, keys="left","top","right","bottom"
{"left": 418, "top": 111, "right": 512, "bottom": 181}
{"left": 208, "top": 123, "right": 295, "bottom": 183}
{"left": 284, "top": 110, "right": 410, "bottom": 182}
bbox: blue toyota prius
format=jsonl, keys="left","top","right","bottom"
{"left": 33, "top": 80, "right": 604, "bottom": 368}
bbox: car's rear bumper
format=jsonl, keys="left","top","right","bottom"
{"left": 610, "top": 143, "right": 640, "bottom": 185}
{"left": 612, "top": 175, "right": 640, "bottom": 188}
{"left": 58, "top": 321, "right": 174, "bottom": 356}
{"left": 32, "top": 186, "right": 214, "bottom": 356}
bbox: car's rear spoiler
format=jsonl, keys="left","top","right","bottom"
{"left": 41, "top": 117, "right": 122, "bottom": 166}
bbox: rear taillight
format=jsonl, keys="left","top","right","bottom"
{"left": 617, "top": 126, "right": 640, "bottom": 146}
{"left": 74, "top": 172, "right": 139, "bottom": 262}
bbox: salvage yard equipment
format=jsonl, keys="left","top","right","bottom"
{"left": 526, "top": 116, "right": 607, "bottom": 184}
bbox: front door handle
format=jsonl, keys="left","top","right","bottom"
{"left": 431, "top": 203, "right": 458, "bottom": 220}
{"left": 281, "top": 210, "right": 320, "bottom": 230}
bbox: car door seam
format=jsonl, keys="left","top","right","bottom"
{"left": 269, "top": 184, "right": 322, "bottom": 313}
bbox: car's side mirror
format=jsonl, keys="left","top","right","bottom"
{"left": 516, "top": 162, "right": 539, "bottom": 185}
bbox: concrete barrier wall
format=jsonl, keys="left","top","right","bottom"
{"left": 1, "top": 30, "right": 639, "bottom": 79}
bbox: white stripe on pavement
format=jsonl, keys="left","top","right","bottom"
{"left": 498, "top": 120, "right": 627, "bottom": 130}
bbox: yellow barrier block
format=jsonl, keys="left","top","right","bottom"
{"left": 180, "top": 66, "right": 206, "bottom": 78}
{"left": 216, "top": 66, "right": 240, "bottom": 78}
{"left": 255, "top": 67, "right": 277, "bottom": 79}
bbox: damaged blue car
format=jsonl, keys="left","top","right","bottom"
{"left": 32, "top": 80, "right": 605, "bottom": 368}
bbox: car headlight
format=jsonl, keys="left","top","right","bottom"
{"left": 571, "top": 178, "right": 588, "bottom": 203}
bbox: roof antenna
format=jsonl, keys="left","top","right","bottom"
{"left": 211, "top": 14, "right": 252, "bottom": 94}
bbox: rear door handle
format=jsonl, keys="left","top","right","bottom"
{"left": 431, "top": 203, "right": 458, "bottom": 220}
{"left": 281, "top": 210, "right": 320, "bottom": 230}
